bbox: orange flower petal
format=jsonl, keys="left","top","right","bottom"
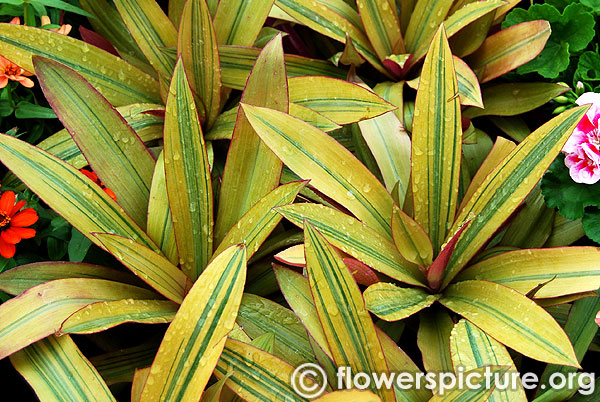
{"left": 0, "top": 55, "right": 9, "bottom": 68}
{"left": 17, "top": 76, "right": 34, "bottom": 88}
{"left": 0, "top": 77, "right": 7, "bottom": 89}
{"left": 10, "top": 200, "right": 26, "bottom": 216}
{"left": 104, "top": 188, "right": 117, "bottom": 201}
{"left": 1, "top": 228, "right": 21, "bottom": 244}
{"left": 11, "top": 208, "right": 38, "bottom": 227}
{"left": 9, "top": 226, "right": 35, "bottom": 239}
{"left": 0, "top": 236, "right": 15, "bottom": 259}
{"left": 58, "top": 25, "right": 72, "bottom": 36}
{"left": 80, "top": 169, "right": 99, "bottom": 183}
{"left": 0, "top": 191, "right": 15, "bottom": 214}
{"left": 9, "top": 17, "right": 20, "bottom": 25}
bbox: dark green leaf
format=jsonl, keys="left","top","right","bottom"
{"left": 582, "top": 208, "right": 600, "bottom": 244}
{"left": 14, "top": 101, "right": 56, "bottom": 119}
{"left": 541, "top": 155, "right": 600, "bottom": 220}
{"left": 68, "top": 228, "right": 93, "bottom": 262}
{"left": 575, "top": 51, "right": 600, "bottom": 83}
{"left": 582, "top": 0, "right": 600, "bottom": 13}
{"left": 47, "top": 237, "right": 67, "bottom": 260}
{"left": 30, "top": 0, "right": 93, "bottom": 17}
{"left": 503, "top": 3, "right": 595, "bottom": 78}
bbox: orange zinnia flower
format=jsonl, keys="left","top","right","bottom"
{"left": 80, "top": 169, "right": 117, "bottom": 200}
{"left": 0, "top": 17, "right": 34, "bottom": 89}
{"left": 0, "top": 190, "right": 38, "bottom": 259}
{"left": 0, "top": 56, "right": 34, "bottom": 89}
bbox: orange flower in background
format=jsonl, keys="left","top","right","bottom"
{"left": 0, "top": 56, "right": 34, "bottom": 89}
{"left": 0, "top": 17, "right": 34, "bottom": 89}
{"left": 40, "top": 15, "right": 72, "bottom": 36}
{"left": 80, "top": 169, "right": 117, "bottom": 201}
{"left": 0, "top": 190, "right": 38, "bottom": 259}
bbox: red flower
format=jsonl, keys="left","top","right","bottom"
{"left": 80, "top": 169, "right": 117, "bottom": 200}
{"left": 0, "top": 190, "right": 38, "bottom": 259}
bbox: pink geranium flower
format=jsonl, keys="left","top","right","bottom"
{"left": 562, "top": 92, "right": 600, "bottom": 184}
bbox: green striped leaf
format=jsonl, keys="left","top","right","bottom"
{"left": 536, "top": 295, "right": 600, "bottom": 400}
{"left": 164, "top": 59, "right": 213, "bottom": 280}
{"left": 458, "top": 137, "right": 517, "bottom": 215}
{"left": 391, "top": 205, "right": 433, "bottom": 267}
{"left": 406, "top": 57, "right": 484, "bottom": 109}
{"left": 314, "top": 0, "right": 364, "bottom": 30}
{"left": 168, "top": 0, "right": 186, "bottom": 26}
{"left": 236, "top": 293, "right": 317, "bottom": 367}
{"left": 200, "top": 373, "right": 232, "bottom": 402}
{"left": 113, "top": 0, "right": 177, "bottom": 81}
{"left": 132, "top": 368, "right": 151, "bottom": 402}
{"left": 95, "top": 233, "right": 192, "bottom": 304}
{"left": 90, "top": 341, "right": 158, "bottom": 386}
{"left": 60, "top": 299, "right": 177, "bottom": 334}
{"left": 205, "top": 106, "right": 237, "bottom": 140}
{"left": 147, "top": 152, "right": 178, "bottom": 265}
{"left": 449, "top": 3, "right": 496, "bottom": 59}
{"left": 276, "top": 266, "right": 430, "bottom": 402}
{"left": 456, "top": 248, "right": 600, "bottom": 299}
{"left": 315, "top": 390, "right": 381, "bottom": 401}
{"left": 214, "top": 181, "right": 306, "bottom": 260}
{"left": 3, "top": 103, "right": 164, "bottom": 189}
{"left": 79, "top": 0, "right": 150, "bottom": 72}
{"left": 178, "top": 0, "right": 221, "bottom": 128}
{"left": 464, "top": 83, "right": 569, "bottom": 119}
{"left": 545, "top": 213, "right": 585, "bottom": 248}
{"left": 440, "top": 280, "right": 579, "bottom": 367}
{"left": 0, "top": 279, "right": 158, "bottom": 359}
{"left": 303, "top": 222, "right": 395, "bottom": 402}
{"left": 288, "top": 76, "right": 396, "bottom": 125}
{"left": 274, "top": 266, "right": 332, "bottom": 359}
{"left": 277, "top": 203, "right": 425, "bottom": 286}
{"left": 373, "top": 81, "right": 405, "bottom": 123}
{"left": 411, "top": 0, "right": 505, "bottom": 64}
{"left": 35, "top": 57, "right": 155, "bottom": 229}
{"left": 11, "top": 335, "right": 116, "bottom": 401}
{"left": 218, "top": 45, "right": 346, "bottom": 89}
{"left": 289, "top": 103, "right": 341, "bottom": 132}
{"left": 358, "top": 111, "right": 411, "bottom": 193}
{"left": 417, "top": 308, "right": 454, "bottom": 373}
{"left": 454, "top": 56, "right": 484, "bottom": 108}
{"left": 427, "top": 366, "right": 505, "bottom": 402}
{"left": 451, "top": 319, "right": 527, "bottom": 402}
{"left": 378, "top": 330, "right": 431, "bottom": 402}
{"left": 404, "top": 0, "right": 453, "bottom": 53}
{"left": 0, "top": 134, "right": 158, "bottom": 253}
{"left": 213, "top": 0, "right": 275, "bottom": 46}
{"left": 467, "top": 20, "right": 551, "bottom": 83}
{"left": 0, "top": 23, "right": 160, "bottom": 105}
{"left": 444, "top": 106, "right": 588, "bottom": 287}
{"left": 215, "top": 338, "right": 309, "bottom": 402}
{"left": 215, "top": 35, "right": 287, "bottom": 243}
{"left": 140, "top": 245, "right": 246, "bottom": 401}
{"left": 275, "top": 0, "right": 385, "bottom": 74}
{"left": 207, "top": 104, "right": 340, "bottom": 141}
{"left": 241, "top": 103, "right": 395, "bottom": 238}
{"left": 357, "top": 0, "right": 403, "bottom": 61}
{"left": 411, "top": 26, "right": 461, "bottom": 253}
{"left": 364, "top": 283, "right": 439, "bottom": 321}
{"left": 0, "top": 262, "right": 141, "bottom": 296}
